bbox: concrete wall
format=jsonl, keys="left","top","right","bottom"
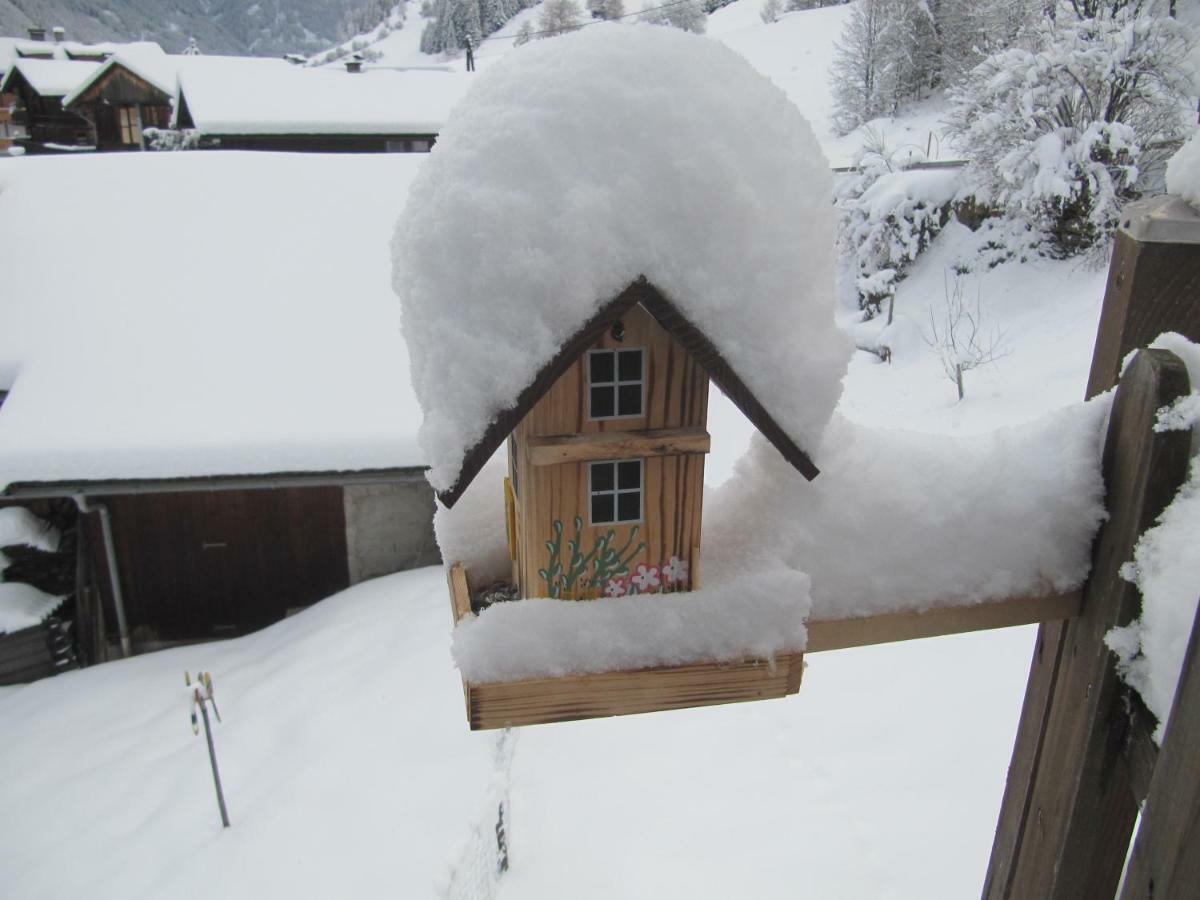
{"left": 343, "top": 480, "right": 441, "bottom": 584}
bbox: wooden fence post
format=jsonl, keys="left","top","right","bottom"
{"left": 984, "top": 194, "right": 1200, "bottom": 900}
{"left": 984, "top": 349, "right": 1190, "bottom": 899}
{"left": 1087, "top": 195, "right": 1200, "bottom": 398}
{"left": 1118, "top": 593, "right": 1200, "bottom": 900}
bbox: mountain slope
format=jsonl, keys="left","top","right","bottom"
{"left": 0, "top": 0, "right": 362, "bottom": 56}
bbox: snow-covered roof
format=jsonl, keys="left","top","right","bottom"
{"left": 1, "top": 58, "right": 100, "bottom": 97}
{"left": 176, "top": 58, "right": 472, "bottom": 135}
{"left": 395, "top": 25, "right": 850, "bottom": 498}
{"left": 61, "top": 43, "right": 173, "bottom": 107}
{"left": 0, "top": 152, "right": 426, "bottom": 490}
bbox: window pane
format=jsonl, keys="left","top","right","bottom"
{"left": 617, "top": 491, "right": 640, "bottom": 522}
{"left": 590, "top": 461, "right": 614, "bottom": 492}
{"left": 618, "top": 349, "right": 642, "bottom": 382}
{"left": 589, "top": 351, "right": 614, "bottom": 384}
{"left": 590, "top": 385, "right": 615, "bottom": 418}
{"left": 591, "top": 493, "right": 615, "bottom": 524}
{"left": 617, "top": 460, "right": 641, "bottom": 489}
{"left": 617, "top": 384, "right": 642, "bottom": 416}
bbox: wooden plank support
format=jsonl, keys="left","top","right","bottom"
{"left": 1118, "top": 593, "right": 1200, "bottom": 900}
{"left": 806, "top": 591, "right": 1082, "bottom": 654}
{"left": 527, "top": 427, "right": 711, "bottom": 466}
{"left": 983, "top": 349, "right": 1192, "bottom": 899}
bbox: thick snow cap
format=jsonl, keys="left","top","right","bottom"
{"left": 394, "top": 24, "right": 849, "bottom": 496}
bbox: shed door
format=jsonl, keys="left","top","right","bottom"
{"left": 98, "top": 488, "right": 349, "bottom": 641}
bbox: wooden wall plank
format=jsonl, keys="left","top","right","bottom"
{"left": 984, "top": 349, "right": 1191, "bottom": 899}
{"left": 1118, "top": 594, "right": 1200, "bottom": 900}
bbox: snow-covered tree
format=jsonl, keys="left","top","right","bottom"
{"left": 421, "top": 0, "right": 482, "bottom": 53}
{"left": 641, "top": 0, "right": 707, "bottom": 34}
{"left": 946, "top": 4, "right": 1194, "bottom": 256}
{"left": 761, "top": 0, "right": 783, "bottom": 24}
{"left": 587, "top": 0, "right": 624, "bottom": 19}
{"left": 830, "top": 0, "right": 887, "bottom": 134}
{"left": 513, "top": 20, "right": 535, "bottom": 44}
{"left": 538, "top": 0, "right": 584, "bottom": 37}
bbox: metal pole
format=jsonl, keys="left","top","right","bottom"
{"left": 198, "top": 696, "right": 230, "bottom": 828}
{"left": 73, "top": 495, "right": 132, "bottom": 658}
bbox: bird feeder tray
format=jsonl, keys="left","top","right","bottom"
{"left": 448, "top": 562, "right": 804, "bottom": 730}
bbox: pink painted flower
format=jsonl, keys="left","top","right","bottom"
{"left": 662, "top": 556, "right": 689, "bottom": 586}
{"left": 604, "top": 578, "right": 627, "bottom": 598}
{"left": 630, "top": 564, "right": 661, "bottom": 592}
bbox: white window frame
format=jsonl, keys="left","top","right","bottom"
{"left": 586, "top": 347, "right": 645, "bottom": 421}
{"left": 588, "top": 458, "right": 643, "bottom": 526}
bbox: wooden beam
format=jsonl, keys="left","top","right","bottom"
{"left": 1118, "top": 593, "right": 1200, "bottom": 900}
{"left": 984, "top": 349, "right": 1191, "bottom": 899}
{"left": 806, "top": 591, "right": 1082, "bottom": 654}
{"left": 527, "top": 427, "right": 711, "bottom": 466}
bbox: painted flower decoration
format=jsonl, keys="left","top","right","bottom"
{"left": 662, "top": 556, "right": 689, "bottom": 586}
{"left": 604, "top": 578, "right": 627, "bottom": 598}
{"left": 630, "top": 564, "right": 661, "bottom": 592}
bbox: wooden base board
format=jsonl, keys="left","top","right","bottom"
{"left": 465, "top": 653, "right": 804, "bottom": 730}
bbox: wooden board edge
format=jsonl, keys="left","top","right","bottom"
{"left": 805, "top": 591, "right": 1083, "bottom": 654}
{"left": 448, "top": 562, "right": 472, "bottom": 625}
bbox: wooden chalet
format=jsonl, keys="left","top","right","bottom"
{"left": 444, "top": 278, "right": 818, "bottom": 728}
{"left": 0, "top": 59, "right": 98, "bottom": 152}
{"left": 62, "top": 55, "right": 172, "bottom": 151}
{"left": 172, "top": 59, "right": 469, "bottom": 154}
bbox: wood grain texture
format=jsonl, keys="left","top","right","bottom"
{"left": 1087, "top": 222, "right": 1200, "bottom": 400}
{"left": 806, "top": 591, "right": 1082, "bottom": 654}
{"left": 464, "top": 652, "right": 805, "bottom": 730}
{"left": 1117, "top": 593, "right": 1200, "bottom": 900}
{"left": 527, "top": 427, "right": 711, "bottom": 466}
{"left": 513, "top": 305, "right": 707, "bottom": 599}
{"left": 449, "top": 562, "right": 471, "bottom": 624}
{"left": 984, "top": 349, "right": 1192, "bottom": 900}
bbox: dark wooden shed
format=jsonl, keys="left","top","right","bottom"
{"left": 64, "top": 60, "right": 171, "bottom": 151}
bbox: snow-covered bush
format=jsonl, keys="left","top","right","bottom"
{"left": 946, "top": 5, "right": 1194, "bottom": 257}
{"left": 760, "top": 0, "right": 782, "bottom": 25}
{"left": 835, "top": 142, "right": 959, "bottom": 316}
{"left": 641, "top": 0, "right": 706, "bottom": 34}
{"left": 143, "top": 128, "right": 201, "bottom": 151}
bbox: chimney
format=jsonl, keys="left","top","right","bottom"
{"left": 345, "top": 52, "right": 364, "bottom": 74}
{"left": 27, "top": 27, "right": 46, "bottom": 41}
{"left": 52, "top": 26, "right": 65, "bottom": 42}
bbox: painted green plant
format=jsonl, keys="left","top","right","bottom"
{"left": 538, "top": 519, "right": 644, "bottom": 600}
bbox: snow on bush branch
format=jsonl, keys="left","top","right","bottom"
{"left": 946, "top": 4, "right": 1194, "bottom": 258}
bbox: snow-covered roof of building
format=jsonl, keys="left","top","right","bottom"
{"left": 60, "top": 43, "right": 173, "bottom": 106}
{"left": 0, "top": 152, "right": 426, "bottom": 491}
{"left": 394, "top": 25, "right": 850, "bottom": 499}
{"left": 1, "top": 58, "right": 100, "bottom": 97}
{"left": 175, "top": 58, "right": 473, "bottom": 135}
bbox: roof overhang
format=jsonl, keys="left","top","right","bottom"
{"left": 1, "top": 466, "right": 429, "bottom": 500}
{"left": 439, "top": 277, "right": 820, "bottom": 509}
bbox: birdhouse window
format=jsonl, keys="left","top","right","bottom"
{"left": 589, "top": 459, "right": 643, "bottom": 525}
{"left": 588, "top": 348, "right": 644, "bottom": 419}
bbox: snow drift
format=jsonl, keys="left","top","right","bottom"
{"left": 394, "top": 24, "right": 850, "bottom": 494}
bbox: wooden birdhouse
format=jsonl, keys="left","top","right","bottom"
{"left": 441, "top": 278, "right": 820, "bottom": 729}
